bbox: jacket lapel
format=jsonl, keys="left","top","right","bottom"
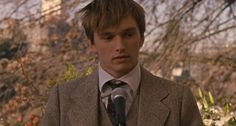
{"left": 138, "top": 68, "right": 170, "bottom": 126}
{"left": 68, "top": 71, "right": 99, "bottom": 126}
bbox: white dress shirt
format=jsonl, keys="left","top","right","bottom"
{"left": 98, "top": 63, "right": 141, "bottom": 115}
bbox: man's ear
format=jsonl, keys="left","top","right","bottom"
{"left": 87, "top": 39, "right": 97, "bottom": 53}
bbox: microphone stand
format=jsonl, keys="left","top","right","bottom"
{"left": 113, "top": 96, "right": 127, "bottom": 126}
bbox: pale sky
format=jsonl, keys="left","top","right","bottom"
{"left": 0, "top": 0, "right": 40, "bottom": 20}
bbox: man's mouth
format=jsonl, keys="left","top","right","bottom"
{"left": 113, "top": 55, "right": 130, "bottom": 61}
{"left": 114, "top": 55, "right": 129, "bottom": 59}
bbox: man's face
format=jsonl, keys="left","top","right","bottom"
{"left": 88, "top": 15, "right": 144, "bottom": 78}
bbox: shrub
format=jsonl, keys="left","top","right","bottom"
{"left": 197, "top": 88, "right": 236, "bottom": 126}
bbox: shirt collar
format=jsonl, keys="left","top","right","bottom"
{"left": 98, "top": 63, "right": 141, "bottom": 95}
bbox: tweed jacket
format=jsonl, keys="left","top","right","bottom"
{"left": 40, "top": 67, "right": 203, "bottom": 126}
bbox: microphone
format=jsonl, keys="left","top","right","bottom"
{"left": 111, "top": 88, "right": 127, "bottom": 126}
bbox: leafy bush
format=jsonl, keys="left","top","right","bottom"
{"left": 198, "top": 88, "right": 236, "bottom": 126}
{"left": 48, "top": 63, "right": 94, "bottom": 89}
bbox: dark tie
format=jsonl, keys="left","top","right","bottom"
{"left": 106, "top": 80, "right": 127, "bottom": 125}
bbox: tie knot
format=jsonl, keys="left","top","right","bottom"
{"left": 102, "top": 80, "right": 127, "bottom": 93}
{"left": 109, "top": 80, "right": 127, "bottom": 89}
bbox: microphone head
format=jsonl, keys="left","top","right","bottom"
{"left": 111, "top": 87, "right": 128, "bottom": 101}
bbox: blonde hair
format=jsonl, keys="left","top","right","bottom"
{"left": 80, "top": 0, "right": 145, "bottom": 43}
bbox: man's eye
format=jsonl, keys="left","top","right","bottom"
{"left": 124, "top": 32, "right": 135, "bottom": 38}
{"left": 102, "top": 35, "right": 114, "bottom": 40}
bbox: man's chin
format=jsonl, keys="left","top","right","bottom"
{"left": 113, "top": 65, "right": 134, "bottom": 75}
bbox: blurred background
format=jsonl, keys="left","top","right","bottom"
{"left": 0, "top": 0, "right": 235, "bottom": 125}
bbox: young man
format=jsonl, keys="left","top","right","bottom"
{"left": 40, "top": 0, "right": 203, "bottom": 126}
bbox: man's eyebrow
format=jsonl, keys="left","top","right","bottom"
{"left": 98, "top": 27, "right": 137, "bottom": 36}
{"left": 122, "top": 27, "right": 137, "bottom": 32}
{"left": 99, "top": 32, "right": 113, "bottom": 36}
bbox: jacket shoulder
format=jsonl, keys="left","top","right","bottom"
{"left": 53, "top": 73, "right": 95, "bottom": 94}
{"left": 142, "top": 67, "right": 186, "bottom": 92}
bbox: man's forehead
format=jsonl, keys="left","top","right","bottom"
{"left": 96, "top": 27, "right": 137, "bottom": 35}
{"left": 96, "top": 15, "right": 137, "bottom": 32}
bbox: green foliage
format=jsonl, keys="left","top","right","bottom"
{"left": 48, "top": 63, "right": 94, "bottom": 89}
{"left": 85, "top": 66, "right": 93, "bottom": 76}
{"left": 62, "top": 63, "right": 79, "bottom": 82}
{"left": 48, "top": 77, "right": 58, "bottom": 89}
{"left": 198, "top": 88, "right": 215, "bottom": 112}
{"left": 197, "top": 88, "right": 235, "bottom": 126}
{"left": 228, "top": 116, "right": 236, "bottom": 126}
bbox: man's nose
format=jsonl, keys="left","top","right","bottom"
{"left": 114, "top": 36, "right": 125, "bottom": 52}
